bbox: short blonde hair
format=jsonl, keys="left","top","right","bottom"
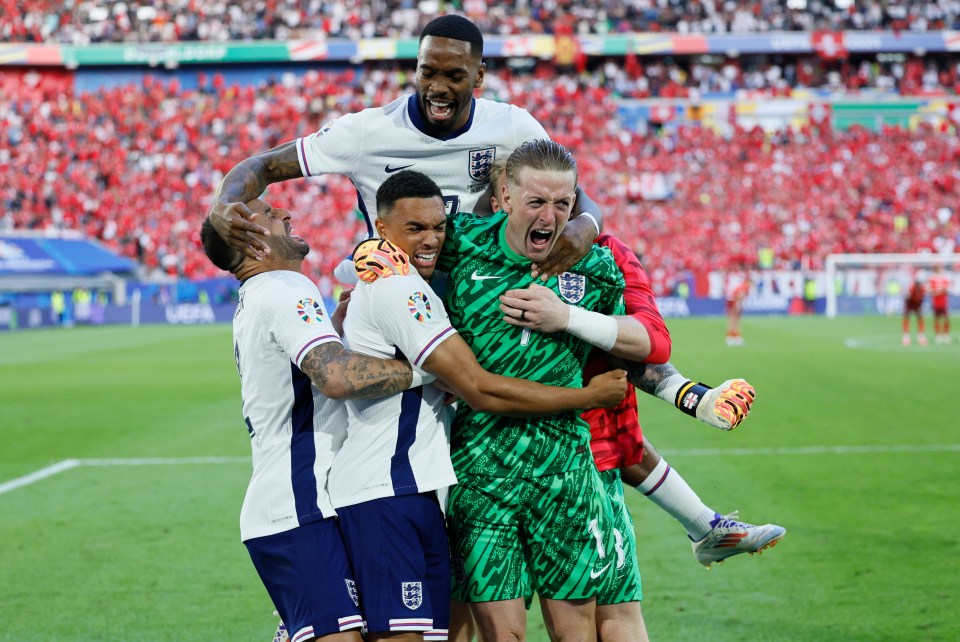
{"left": 504, "top": 139, "right": 578, "bottom": 188}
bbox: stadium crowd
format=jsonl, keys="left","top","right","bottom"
{"left": 4, "top": 0, "right": 960, "bottom": 43}
{"left": 3, "top": 64, "right": 957, "bottom": 294}
{"left": 585, "top": 53, "right": 959, "bottom": 98}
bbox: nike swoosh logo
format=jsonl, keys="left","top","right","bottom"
{"left": 471, "top": 270, "right": 503, "bottom": 281}
{"left": 590, "top": 562, "right": 612, "bottom": 579}
{"left": 385, "top": 164, "right": 414, "bottom": 173}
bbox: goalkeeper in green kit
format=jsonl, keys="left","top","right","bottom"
{"left": 437, "top": 139, "right": 654, "bottom": 640}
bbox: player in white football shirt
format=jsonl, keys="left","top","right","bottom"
{"left": 327, "top": 171, "right": 629, "bottom": 642}
{"left": 200, "top": 198, "right": 438, "bottom": 642}
{"left": 207, "top": 15, "right": 601, "bottom": 279}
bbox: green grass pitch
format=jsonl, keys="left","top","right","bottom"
{"left": 1, "top": 315, "right": 957, "bottom": 641}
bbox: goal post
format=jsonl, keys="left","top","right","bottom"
{"left": 824, "top": 253, "right": 960, "bottom": 318}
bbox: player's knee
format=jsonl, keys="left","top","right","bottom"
{"left": 478, "top": 625, "right": 524, "bottom": 642}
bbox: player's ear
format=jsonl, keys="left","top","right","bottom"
{"left": 375, "top": 218, "right": 387, "bottom": 238}
{"left": 474, "top": 62, "right": 485, "bottom": 88}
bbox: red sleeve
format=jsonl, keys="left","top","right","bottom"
{"left": 598, "top": 234, "right": 672, "bottom": 364}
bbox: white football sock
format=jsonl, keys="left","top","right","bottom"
{"left": 635, "top": 458, "right": 718, "bottom": 541}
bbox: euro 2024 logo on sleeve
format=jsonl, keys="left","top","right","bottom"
{"left": 407, "top": 292, "right": 432, "bottom": 322}
{"left": 558, "top": 272, "right": 586, "bottom": 304}
{"left": 296, "top": 298, "right": 325, "bottom": 324}
{"left": 402, "top": 581, "right": 423, "bottom": 609}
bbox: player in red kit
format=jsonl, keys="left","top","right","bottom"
{"left": 903, "top": 276, "right": 927, "bottom": 347}
{"left": 928, "top": 266, "right": 951, "bottom": 345}
{"left": 725, "top": 274, "right": 750, "bottom": 346}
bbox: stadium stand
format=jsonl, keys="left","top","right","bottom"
{"left": 3, "top": 3, "right": 959, "bottom": 295}
{"left": 3, "top": 63, "right": 958, "bottom": 293}
{"left": 4, "top": 1, "right": 960, "bottom": 43}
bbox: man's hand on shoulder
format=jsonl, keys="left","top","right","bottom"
{"left": 530, "top": 215, "right": 596, "bottom": 280}
{"left": 208, "top": 201, "right": 271, "bottom": 260}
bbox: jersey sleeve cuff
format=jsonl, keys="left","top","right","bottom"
{"left": 411, "top": 326, "right": 456, "bottom": 367}
{"left": 296, "top": 136, "right": 314, "bottom": 177}
{"left": 295, "top": 333, "right": 341, "bottom": 367}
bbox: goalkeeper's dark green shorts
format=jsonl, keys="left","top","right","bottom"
{"left": 448, "top": 464, "right": 618, "bottom": 603}
{"left": 595, "top": 468, "right": 643, "bottom": 605}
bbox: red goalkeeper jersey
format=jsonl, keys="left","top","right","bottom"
{"left": 582, "top": 234, "right": 672, "bottom": 472}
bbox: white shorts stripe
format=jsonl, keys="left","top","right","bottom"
{"left": 424, "top": 629, "right": 449, "bottom": 641}
{"left": 390, "top": 618, "right": 433, "bottom": 631}
{"left": 338, "top": 615, "right": 364, "bottom": 631}
{"left": 291, "top": 626, "right": 315, "bottom": 642}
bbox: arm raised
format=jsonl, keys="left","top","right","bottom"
{"left": 207, "top": 141, "right": 304, "bottom": 259}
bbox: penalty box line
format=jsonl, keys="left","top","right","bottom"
{"left": 0, "top": 456, "right": 248, "bottom": 496}
{"left": 2, "top": 446, "right": 959, "bottom": 496}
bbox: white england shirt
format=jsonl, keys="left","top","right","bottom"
{"left": 328, "top": 271, "right": 458, "bottom": 508}
{"left": 295, "top": 95, "right": 549, "bottom": 233}
{"left": 234, "top": 270, "right": 345, "bottom": 541}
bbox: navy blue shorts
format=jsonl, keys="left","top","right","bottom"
{"left": 245, "top": 519, "right": 363, "bottom": 641}
{"left": 337, "top": 493, "right": 450, "bottom": 640}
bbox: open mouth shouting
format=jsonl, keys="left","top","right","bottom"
{"left": 425, "top": 97, "right": 455, "bottom": 122}
{"left": 527, "top": 227, "right": 555, "bottom": 258}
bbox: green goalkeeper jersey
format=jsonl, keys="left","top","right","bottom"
{"left": 438, "top": 211, "right": 625, "bottom": 479}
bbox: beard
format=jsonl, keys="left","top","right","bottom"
{"left": 272, "top": 235, "right": 310, "bottom": 261}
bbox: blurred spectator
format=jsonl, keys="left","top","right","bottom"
{"left": 2, "top": 63, "right": 958, "bottom": 289}
{"left": 4, "top": 1, "right": 960, "bottom": 43}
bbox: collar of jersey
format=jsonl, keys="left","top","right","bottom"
{"left": 497, "top": 217, "right": 531, "bottom": 265}
{"left": 407, "top": 94, "right": 477, "bottom": 140}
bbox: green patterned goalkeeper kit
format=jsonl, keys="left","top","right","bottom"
{"left": 437, "top": 211, "right": 628, "bottom": 603}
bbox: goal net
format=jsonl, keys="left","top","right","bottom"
{"left": 824, "top": 253, "right": 960, "bottom": 318}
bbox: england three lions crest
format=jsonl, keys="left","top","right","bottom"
{"left": 468, "top": 147, "right": 496, "bottom": 182}
{"left": 402, "top": 581, "right": 423, "bottom": 609}
{"left": 345, "top": 579, "right": 359, "bottom": 606}
{"left": 558, "top": 272, "right": 586, "bottom": 304}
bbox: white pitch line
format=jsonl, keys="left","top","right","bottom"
{"left": 664, "top": 444, "right": 960, "bottom": 457}
{"left": 0, "top": 456, "right": 248, "bottom": 496}
{"left": 81, "top": 456, "right": 249, "bottom": 466}
{"left": 0, "top": 459, "right": 81, "bottom": 496}
{"left": 2, "top": 446, "right": 959, "bottom": 497}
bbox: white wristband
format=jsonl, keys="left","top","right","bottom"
{"left": 578, "top": 212, "right": 601, "bottom": 238}
{"left": 565, "top": 305, "right": 618, "bottom": 351}
{"left": 656, "top": 373, "right": 690, "bottom": 404}
{"left": 409, "top": 364, "right": 436, "bottom": 389}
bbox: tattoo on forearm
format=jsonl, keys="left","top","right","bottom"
{"left": 218, "top": 144, "right": 303, "bottom": 203}
{"left": 302, "top": 343, "right": 413, "bottom": 399}
{"left": 218, "top": 159, "right": 268, "bottom": 204}
{"left": 263, "top": 148, "right": 304, "bottom": 182}
{"left": 627, "top": 361, "right": 679, "bottom": 394}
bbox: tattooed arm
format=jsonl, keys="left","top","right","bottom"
{"left": 300, "top": 342, "right": 416, "bottom": 401}
{"left": 207, "top": 141, "right": 304, "bottom": 259}
{"left": 623, "top": 361, "right": 680, "bottom": 397}
{"left": 622, "top": 360, "right": 756, "bottom": 431}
